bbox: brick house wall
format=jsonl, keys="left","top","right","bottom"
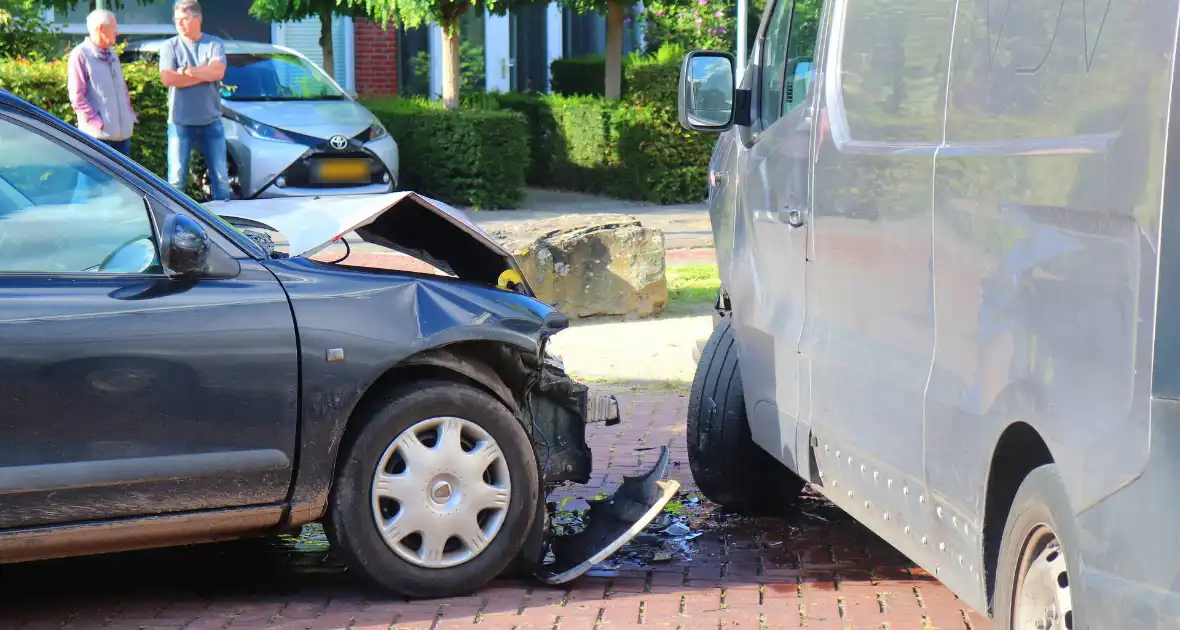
{"left": 354, "top": 19, "right": 400, "bottom": 97}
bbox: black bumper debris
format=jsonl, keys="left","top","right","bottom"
{"left": 536, "top": 445, "right": 680, "bottom": 584}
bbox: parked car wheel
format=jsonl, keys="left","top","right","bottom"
{"left": 327, "top": 379, "right": 540, "bottom": 597}
{"left": 687, "top": 319, "right": 806, "bottom": 515}
{"left": 993, "top": 464, "right": 1079, "bottom": 630}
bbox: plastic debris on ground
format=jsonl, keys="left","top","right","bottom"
{"left": 570, "top": 493, "right": 714, "bottom": 569}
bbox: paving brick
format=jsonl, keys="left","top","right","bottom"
{"left": 0, "top": 390, "right": 992, "bottom": 630}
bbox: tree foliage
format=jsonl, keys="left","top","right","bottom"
{"left": 347, "top": 0, "right": 490, "bottom": 32}
{"left": 0, "top": 0, "right": 61, "bottom": 59}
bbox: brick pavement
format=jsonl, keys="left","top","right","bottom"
{"left": 0, "top": 390, "right": 990, "bottom": 630}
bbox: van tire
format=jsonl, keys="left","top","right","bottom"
{"left": 993, "top": 464, "right": 1081, "bottom": 629}
{"left": 687, "top": 320, "right": 806, "bottom": 515}
{"left": 326, "top": 379, "right": 539, "bottom": 598}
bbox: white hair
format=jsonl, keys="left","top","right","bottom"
{"left": 86, "top": 9, "right": 115, "bottom": 33}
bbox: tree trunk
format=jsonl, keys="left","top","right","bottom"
{"left": 604, "top": 1, "right": 625, "bottom": 100}
{"left": 441, "top": 21, "right": 461, "bottom": 109}
{"left": 320, "top": 10, "right": 335, "bottom": 80}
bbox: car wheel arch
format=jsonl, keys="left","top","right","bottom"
{"left": 311, "top": 340, "right": 539, "bottom": 518}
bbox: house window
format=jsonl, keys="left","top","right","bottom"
{"left": 52, "top": 0, "right": 270, "bottom": 41}
{"left": 55, "top": 1, "right": 172, "bottom": 26}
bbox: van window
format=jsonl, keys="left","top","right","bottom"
{"left": 760, "top": 0, "right": 824, "bottom": 128}
{"left": 839, "top": 0, "right": 955, "bottom": 144}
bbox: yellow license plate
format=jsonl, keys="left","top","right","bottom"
{"left": 313, "top": 158, "right": 370, "bottom": 183}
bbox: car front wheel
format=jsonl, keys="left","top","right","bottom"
{"left": 327, "top": 379, "right": 539, "bottom": 597}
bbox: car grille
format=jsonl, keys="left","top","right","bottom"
{"left": 278, "top": 151, "right": 389, "bottom": 189}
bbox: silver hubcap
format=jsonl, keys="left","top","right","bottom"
{"left": 370, "top": 417, "right": 512, "bottom": 568}
{"left": 1014, "top": 526, "right": 1074, "bottom": 630}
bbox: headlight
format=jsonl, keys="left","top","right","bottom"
{"left": 223, "top": 109, "right": 296, "bottom": 143}
{"left": 367, "top": 121, "right": 388, "bottom": 142}
{"left": 240, "top": 118, "right": 295, "bottom": 143}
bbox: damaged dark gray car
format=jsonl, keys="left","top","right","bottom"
{"left": 0, "top": 89, "right": 676, "bottom": 597}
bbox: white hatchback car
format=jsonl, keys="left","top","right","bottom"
{"left": 122, "top": 40, "right": 399, "bottom": 199}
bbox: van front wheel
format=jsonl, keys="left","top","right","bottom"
{"left": 687, "top": 320, "right": 805, "bottom": 515}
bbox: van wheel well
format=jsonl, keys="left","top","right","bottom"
{"left": 983, "top": 421, "right": 1054, "bottom": 611}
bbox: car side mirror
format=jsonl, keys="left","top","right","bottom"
{"left": 161, "top": 214, "right": 210, "bottom": 277}
{"left": 678, "top": 51, "right": 737, "bottom": 132}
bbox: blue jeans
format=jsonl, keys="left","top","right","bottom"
{"left": 168, "top": 121, "right": 231, "bottom": 201}
{"left": 101, "top": 138, "right": 131, "bottom": 156}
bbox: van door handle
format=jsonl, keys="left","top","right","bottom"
{"left": 753, "top": 207, "right": 806, "bottom": 227}
{"left": 784, "top": 207, "right": 806, "bottom": 227}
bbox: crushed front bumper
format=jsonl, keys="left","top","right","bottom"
{"left": 526, "top": 359, "right": 680, "bottom": 584}
{"left": 538, "top": 446, "right": 679, "bottom": 584}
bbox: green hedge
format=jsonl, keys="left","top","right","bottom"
{"left": 608, "top": 103, "right": 714, "bottom": 204}
{"left": 623, "top": 44, "right": 683, "bottom": 108}
{"left": 0, "top": 56, "right": 171, "bottom": 181}
{"left": 477, "top": 92, "right": 557, "bottom": 185}
{"left": 489, "top": 47, "right": 714, "bottom": 205}
{"left": 2, "top": 58, "right": 530, "bottom": 209}
{"left": 550, "top": 55, "right": 608, "bottom": 97}
{"left": 365, "top": 98, "right": 529, "bottom": 209}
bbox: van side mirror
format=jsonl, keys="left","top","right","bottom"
{"left": 678, "top": 51, "right": 736, "bottom": 132}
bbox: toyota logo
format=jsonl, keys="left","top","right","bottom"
{"left": 329, "top": 135, "right": 348, "bottom": 150}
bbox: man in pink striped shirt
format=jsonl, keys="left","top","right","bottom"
{"left": 67, "top": 10, "right": 137, "bottom": 156}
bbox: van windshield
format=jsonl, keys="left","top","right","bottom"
{"left": 221, "top": 52, "right": 345, "bottom": 101}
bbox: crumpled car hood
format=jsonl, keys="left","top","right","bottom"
{"left": 208, "top": 192, "right": 531, "bottom": 293}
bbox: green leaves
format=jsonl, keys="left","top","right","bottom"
{"left": 344, "top": 0, "right": 440, "bottom": 30}
{"left": 363, "top": 98, "right": 530, "bottom": 209}
{"left": 1, "top": 56, "right": 173, "bottom": 186}
{"left": 248, "top": 0, "right": 369, "bottom": 24}
{"left": 493, "top": 88, "right": 714, "bottom": 205}
{"left": 0, "top": 0, "right": 62, "bottom": 60}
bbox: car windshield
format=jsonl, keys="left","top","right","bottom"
{"left": 220, "top": 52, "right": 345, "bottom": 101}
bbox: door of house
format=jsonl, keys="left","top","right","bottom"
{"left": 509, "top": 4, "right": 549, "bottom": 93}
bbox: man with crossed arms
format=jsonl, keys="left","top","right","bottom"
{"left": 159, "top": 0, "right": 231, "bottom": 200}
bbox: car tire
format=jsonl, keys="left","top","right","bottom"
{"left": 503, "top": 491, "right": 548, "bottom": 579}
{"left": 993, "top": 463, "right": 1080, "bottom": 630}
{"left": 326, "top": 379, "right": 539, "bottom": 598}
{"left": 687, "top": 320, "right": 806, "bottom": 515}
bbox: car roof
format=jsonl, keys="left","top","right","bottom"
{"left": 123, "top": 38, "right": 304, "bottom": 57}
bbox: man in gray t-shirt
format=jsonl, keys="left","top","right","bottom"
{"left": 159, "top": 0, "right": 230, "bottom": 200}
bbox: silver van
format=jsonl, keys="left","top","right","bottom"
{"left": 678, "top": 0, "right": 1180, "bottom": 627}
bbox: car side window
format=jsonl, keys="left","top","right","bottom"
{"left": 0, "top": 116, "right": 160, "bottom": 275}
{"left": 760, "top": 0, "right": 824, "bottom": 127}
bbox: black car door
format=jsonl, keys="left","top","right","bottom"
{"left": 0, "top": 107, "right": 299, "bottom": 528}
